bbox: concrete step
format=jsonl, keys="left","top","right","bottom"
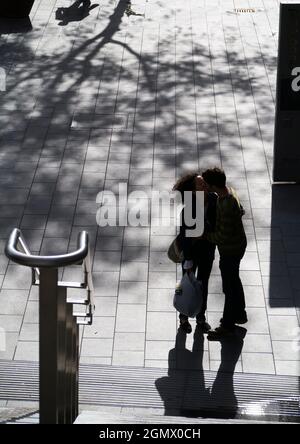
{"left": 1, "top": 404, "right": 280, "bottom": 425}
{"left": 0, "top": 407, "right": 39, "bottom": 424}
{"left": 74, "top": 405, "right": 281, "bottom": 424}
{"left": 0, "top": 359, "right": 299, "bottom": 423}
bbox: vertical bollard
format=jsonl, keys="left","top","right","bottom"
{"left": 39, "top": 268, "right": 67, "bottom": 424}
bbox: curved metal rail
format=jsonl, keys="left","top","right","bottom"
{"left": 4, "top": 228, "right": 95, "bottom": 424}
{"left": 5, "top": 228, "right": 88, "bottom": 268}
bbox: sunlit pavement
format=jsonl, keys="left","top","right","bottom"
{"left": 0, "top": 0, "right": 299, "bottom": 386}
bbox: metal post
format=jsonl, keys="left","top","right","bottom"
{"left": 5, "top": 229, "right": 93, "bottom": 425}
{"left": 39, "top": 268, "right": 67, "bottom": 424}
{"left": 65, "top": 303, "right": 74, "bottom": 424}
{"left": 57, "top": 284, "right": 67, "bottom": 424}
{"left": 72, "top": 320, "right": 79, "bottom": 422}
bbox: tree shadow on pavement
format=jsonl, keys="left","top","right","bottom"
{"left": 0, "top": 0, "right": 279, "bottom": 289}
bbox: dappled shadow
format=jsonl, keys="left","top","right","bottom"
{"left": 0, "top": 1, "right": 278, "bottom": 286}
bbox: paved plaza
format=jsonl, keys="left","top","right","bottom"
{"left": 0, "top": 0, "right": 299, "bottom": 382}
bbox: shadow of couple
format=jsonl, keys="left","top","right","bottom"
{"left": 56, "top": 0, "right": 99, "bottom": 26}
{"left": 155, "top": 326, "right": 247, "bottom": 419}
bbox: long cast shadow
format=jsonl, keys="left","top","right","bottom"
{"left": 155, "top": 327, "right": 246, "bottom": 419}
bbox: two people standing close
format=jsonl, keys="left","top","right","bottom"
{"left": 173, "top": 167, "right": 247, "bottom": 340}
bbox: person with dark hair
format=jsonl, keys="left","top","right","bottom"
{"left": 201, "top": 167, "right": 247, "bottom": 339}
{"left": 173, "top": 172, "right": 217, "bottom": 334}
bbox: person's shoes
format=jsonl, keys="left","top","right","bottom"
{"left": 235, "top": 312, "right": 248, "bottom": 324}
{"left": 179, "top": 319, "right": 192, "bottom": 334}
{"left": 219, "top": 312, "right": 248, "bottom": 325}
{"left": 196, "top": 320, "right": 211, "bottom": 333}
{"left": 207, "top": 326, "right": 235, "bottom": 340}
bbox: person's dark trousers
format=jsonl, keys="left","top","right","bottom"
{"left": 219, "top": 251, "right": 246, "bottom": 331}
{"left": 179, "top": 253, "right": 214, "bottom": 323}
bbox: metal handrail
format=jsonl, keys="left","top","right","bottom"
{"left": 4, "top": 228, "right": 96, "bottom": 423}
{"left": 5, "top": 228, "right": 88, "bottom": 268}
{"left": 5, "top": 228, "right": 95, "bottom": 325}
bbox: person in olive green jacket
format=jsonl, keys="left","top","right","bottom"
{"left": 202, "top": 167, "right": 248, "bottom": 339}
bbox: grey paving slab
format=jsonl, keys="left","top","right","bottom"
{"left": 148, "top": 272, "right": 176, "bottom": 289}
{"left": 21, "top": 215, "right": 47, "bottom": 230}
{"left": 124, "top": 227, "right": 150, "bottom": 246}
{"left": 0, "top": 315, "right": 22, "bottom": 333}
{"left": 93, "top": 251, "right": 122, "bottom": 272}
{"left": 93, "top": 272, "right": 120, "bottom": 296}
{"left": 242, "top": 334, "right": 273, "bottom": 354}
{"left": 272, "top": 341, "right": 300, "bottom": 361}
{"left": 23, "top": 302, "right": 39, "bottom": 324}
{"left": 81, "top": 338, "right": 113, "bottom": 358}
{"left": 0, "top": 333, "right": 18, "bottom": 360}
{"left": 146, "top": 340, "right": 180, "bottom": 361}
{"left": 84, "top": 317, "right": 115, "bottom": 339}
{"left": 265, "top": 301, "right": 297, "bottom": 316}
{"left": 14, "top": 341, "right": 39, "bottom": 362}
{"left": 275, "top": 361, "right": 300, "bottom": 376}
{"left": 146, "top": 312, "right": 177, "bottom": 341}
{"left": 114, "top": 332, "right": 145, "bottom": 352}
{"left": 243, "top": 286, "right": 266, "bottom": 308}
{"left": 116, "top": 305, "right": 146, "bottom": 333}
{"left": 20, "top": 229, "right": 44, "bottom": 252}
{"left": 40, "top": 237, "right": 69, "bottom": 256}
{"left": 242, "top": 352, "right": 275, "bottom": 375}
{"left": 118, "top": 281, "right": 148, "bottom": 304}
{"left": 80, "top": 357, "right": 112, "bottom": 365}
{"left": 147, "top": 288, "right": 174, "bottom": 312}
{"left": 245, "top": 308, "right": 270, "bottom": 334}
{"left": 0, "top": 0, "right": 298, "bottom": 379}
{"left": 19, "top": 323, "right": 39, "bottom": 341}
{"left": 206, "top": 293, "right": 225, "bottom": 312}
{"left": 120, "top": 262, "right": 148, "bottom": 281}
{"left": 121, "top": 246, "right": 149, "bottom": 262}
{"left": 112, "top": 351, "right": 145, "bottom": 367}
{"left": 268, "top": 316, "right": 300, "bottom": 341}
{"left": 93, "top": 297, "right": 117, "bottom": 317}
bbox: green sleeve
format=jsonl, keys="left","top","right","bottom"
{"left": 203, "top": 199, "right": 239, "bottom": 245}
